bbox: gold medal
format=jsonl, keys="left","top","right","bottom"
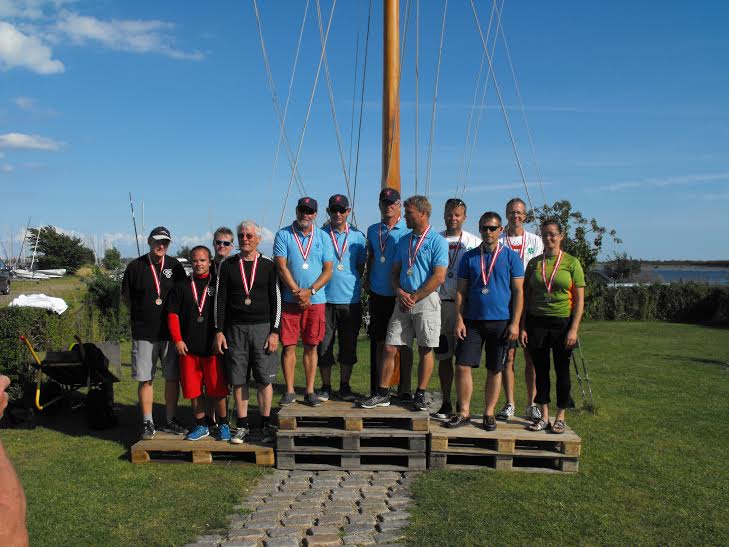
{"left": 244, "top": 297, "right": 252, "bottom": 306}
{"left": 155, "top": 298, "right": 162, "bottom": 306}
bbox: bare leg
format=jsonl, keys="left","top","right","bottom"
{"left": 164, "top": 379, "right": 179, "bottom": 421}
{"left": 502, "top": 348, "right": 516, "bottom": 406}
{"left": 484, "top": 370, "right": 503, "bottom": 417}
{"left": 214, "top": 397, "right": 227, "bottom": 419}
{"left": 378, "top": 344, "right": 399, "bottom": 388}
{"left": 438, "top": 357, "right": 454, "bottom": 403}
{"left": 138, "top": 381, "right": 153, "bottom": 417}
{"left": 455, "top": 365, "right": 473, "bottom": 417}
{"left": 541, "top": 404, "right": 549, "bottom": 423}
{"left": 190, "top": 397, "right": 204, "bottom": 420}
{"left": 233, "top": 385, "right": 250, "bottom": 418}
{"left": 282, "top": 345, "right": 296, "bottom": 394}
{"left": 555, "top": 407, "right": 566, "bottom": 422}
{"left": 258, "top": 383, "right": 273, "bottom": 417}
{"left": 416, "top": 346, "right": 434, "bottom": 390}
{"left": 302, "top": 345, "right": 318, "bottom": 394}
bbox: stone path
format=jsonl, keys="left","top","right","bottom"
{"left": 184, "top": 469, "right": 417, "bottom": 547}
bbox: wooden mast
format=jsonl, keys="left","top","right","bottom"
{"left": 382, "top": 0, "right": 401, "bottom": 192}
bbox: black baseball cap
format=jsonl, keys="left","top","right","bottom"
{"left": 328, "top": 194, "right": 350, "bottom": 209}
{"left": 297, "top": 197, "right": 318, "bottom": 212}
{"left": 149, "top": 226, "right": 171, "bottom": 241}
{"left": 379, "top": 188, "right": 400, "bottom": 203}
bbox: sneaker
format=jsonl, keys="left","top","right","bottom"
{"left": 446, "top": 413, "right": 471, "bottom": 428}
{"left": 483, "top": 415, "right": 497, "bottom": 432}
{"left": 525, "top": 404, "right": 542, "bottom": 421}
{"left": 303, "top": 392, "right": 322, "bottom": 407}
{"left": 230, "top": 426, "right": 249, "bottom": 445}
{"left": 217, "top": 423, "right": 232, "bottom": 441}
{"left": 140, "top": 420, "right": 155, "bottom": 440}
{"left": 185, "top": 424, "right": 210, "bottom": 441}
{"left": 412, "top": 392, "right": 428, "bottom": 412}
{"left": 496, "top": 403, "right": 515, "bottom": 421}
{"left": 261, "top": 422, "right": 277, "bottom": 443}
{"left": 397, "top": 392, "right": 414, "bottom": 403}
{"left": 431, "top": 402, "right": 453, "bottom": 421}
{"left": 360, "top": 393, "right": 390, "bottom": 409}
{"left": 315, "top": 385, "right": 332, "bottom": 402}
{"left": 279, "top": 392, "right": 297, "bottom": 406}
{"left": 161, "top": 417, "right": 187, "bottom": 435}
{"left": 338, "top": 384, "right": 357, "bottom": 402}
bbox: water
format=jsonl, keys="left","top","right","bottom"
{"left": 645, "top": 267, "right": 729, "bottom": 285}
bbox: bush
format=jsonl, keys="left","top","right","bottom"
{"left": 102, "top": 247, "right": 123, "bottom": 271}
{"left": 84, "top": 267, "right": 129, "bottom": 342}
{"left": 603, "top": 252, "right": 642, "bottom": 281}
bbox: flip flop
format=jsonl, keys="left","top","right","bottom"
{"left": 527, "top": 418, "right": 551, "bottom": 432}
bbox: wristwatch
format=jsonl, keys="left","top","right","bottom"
{"left": 310, "top": 286, "right": 317, "bottom": 295}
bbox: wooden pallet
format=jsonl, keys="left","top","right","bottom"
{"left": 429, "top": 416, "right": 581, "bottom": 473}
{"left": 276, "top": 449, "right": 426, "bottom": 471}
{"left": 277, "top": 400, "right": 429, "bottom": 432}
{"left": 131, "top": 432, "right": 275, "bottom": 465}
{"left": 277, "top": 426, "right": 427, "bottom": 452}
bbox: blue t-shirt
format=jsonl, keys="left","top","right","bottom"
{"left": 273, "top": 224, "right": 334, "bottom": 305}
{"left": 457, "top": 244, "right": 524, "bottom": 321}
{"left": 322, "top": 224, "right": 367, "bottom": 304}
{"left": 366, "top": 218, "right": 409, "bottom": 296}
{"left": 393, "top": 227, "right": 449, "bottom": 294}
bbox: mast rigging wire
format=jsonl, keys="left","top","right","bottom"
{"left": 414, "top": 0, "right": 419, "bottom": 193}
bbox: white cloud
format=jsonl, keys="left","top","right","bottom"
{"left": 595, "top": 172, "right": 729, "bottom": 192}
{"left": 0, "top": 20, "right": 64, "bottom": 73}
{"left": 1, "top": 163, "right": 14, "bottom": 172}
{"left": 12, "top": 95, "right": 59, "bottom": 115}
{"left": 55, "top": 12, "right": 204, "bottom": 60}
{"left": 0, "top": 131, "right": 62, "bottom": 150}
{"left": 0, "top": 0, "right": 77, "bottom": 20}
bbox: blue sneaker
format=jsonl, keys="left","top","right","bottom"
{"left": 217, "top": 423, "right": 232, "bottom": 441}
{"left": 185, "top": 424, "right": 209, "bottom": 441}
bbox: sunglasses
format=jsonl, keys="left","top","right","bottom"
{"left": 479, "top": 225, "right": 501, "bottom": 232}
{"left": 215, "top": 240, "right": 233, "bottom": 247}
{"left": 298, "top": 207, "right": 316, "bottom": 215}
{"left": 237, "top": 233, "right": 256, "bottom": 240}
{"left": 329, "top": 207, "right": 347, "bottom": 214}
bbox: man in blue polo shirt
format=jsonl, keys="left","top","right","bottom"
{"left": 274, "top": 197, "right": 334, "bottom": 407}
{"left": 365, "top": 188, "right": 413, "bottom": 398}
{"left": 450, "top": 211, "right": 524, "bottom": 431}
{"left": 361, "top": 195, "right": 448, "bottom": 411}
{"left": 317, "top": 194, "right": 367, "bottom": 402}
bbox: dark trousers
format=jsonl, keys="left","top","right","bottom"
{"left": 525, "top": 315, "right": 575, "bottom": 410}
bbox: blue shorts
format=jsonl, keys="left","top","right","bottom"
{"left": 454, "top": 320, "right": 513, "bottom": 372}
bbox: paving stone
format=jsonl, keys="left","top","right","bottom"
{"left": 325, "top": 499, "right": 357, "bottom": 508}
{"left": 289, "top": 470, "right": 315, "bottom": 478}
{"left": 360, "top": 489, "right": 387, "bottom": 499}
{"left": 285, "top": 508, "right": 322, "bottom": 518}
{"left": 342, "top": 533, "right": 375, "bottom": 545}
{"left": 263, "top": 538, "right": 300, "bottom": 547}
{"left": 296, "top": 494, "right": 326, "bottom": 503}
{"left": 303, "top": 534, "right": 342, "bottom": 546}
{"left": 228, "top": 530, "right": 266, "bottom": 542}
{"left": 344, "top": 523, "right": 376, "bottom": 535}
{"left": 250, "top": 509, "right": 286, "bottom": 520}
{"left": 385, "top": 499, "right": 411, "bottom": 510}
{"left": 220, "top": 542, "right": 257, "bottom": 547}
{"left": 377, "top": 512, "right": 409, "bottom": 523}
{"left": 373, "top": 531, "right": 405, "bottom": 543}
{"left": 316, "top": 514, "right": 348, "bottom": 527}
{"left": 195, "top": 535, "right": 224, "bottom": 543}
{"left": 307, "top": 526, "right": 341, "bottom": 536}
{"left": 325, "top": 506, "right": 356, "bottom": 515}
{"left": 242, "top": 525, "right": 270, "bottom": 535}
{"left": 282, "top": 515, "right": 318, "bottom": 527}
{"left": 347, "top": 514, "right": 376, "bottom": 525}
{"left": 376, "top": 520, "right": 409, "bottom": 533}
{"left": 267, "top": 527, "right": 306, "bottom": 539}
{"left": 184, "top": 543, "right": 218, "bottom": 547}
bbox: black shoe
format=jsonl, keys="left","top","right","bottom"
{"left": 315, "top": 385, "right": 331, "bottom": 402}
{"left": 140, "top": 420, "right": 155, "bottom": 440}
{"left": 431, "top": 402, "right": 452, "bottom": 421}
{"left": 412, "top": 392, "right": 428, "bottom": 412}
{"left": 279, "top": 392, "right": 297, "bottom": 406}
{"left": 360, "top": 393, "right": 390, "bottom": 409}
{"left": 160, "top": 417, "right": 187, "bottom": 435}
{"left": 338, "top": 384, "right": 357, "bottom": 402}
{"left": 445, "top": 414, "right": 471, "bottom": 428}
{"left": 483, "top": 415, "right": 497, "bottom": 431}
{"left": 303, "top": 392, "right": 322, "bottom": 407}
{"left": 397, "top": 392, "right": 414, "bottom": 403}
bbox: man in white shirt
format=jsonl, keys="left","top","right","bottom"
{"left": 432, "top": 198, "right": 481, "bottom": 421}
{"left": 497, "top": 197, "right": 544, "bottom": 421}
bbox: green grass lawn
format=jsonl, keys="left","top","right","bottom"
{"left": 0, "top": 274, "right": 88, "bottom": 309}
{"left": 2, "top": 321, "right": 728, "bottom": 546}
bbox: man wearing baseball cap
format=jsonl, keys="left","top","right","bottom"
{"left": 317, "top": 194, "right": 367, "bottom": 402}
{"left": 122, "top": 226, "right": 188, "bottom": 440}
{"left": 274, "top": 197, "right": 334, "bottom": 406}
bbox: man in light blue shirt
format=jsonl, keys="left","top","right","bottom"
{"left": 273, "top": 197, "right": 334, "bottom": 407}
{"left": 361, "top": 195, "right": 448, "bottom": 412}
{"left": 317, "top": 194, "right": 367, "bottom": 402}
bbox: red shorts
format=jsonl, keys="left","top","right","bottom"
{"left": 179, "top": 353, "right": 229, "bottom": 399}
{"left": 280, "top": 302, "right": 326, "bottom": 347}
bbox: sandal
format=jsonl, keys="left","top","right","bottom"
{"left": 527, "top": 419, "right": 551, "bottom": 432}
{"left": 552, "top": 419, "right": 566, "bottom": 434}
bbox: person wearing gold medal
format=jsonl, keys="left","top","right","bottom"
{"left": 317, "top": 195, "right": 367, "bottom": 402}
{"left": 520, "top": 218, "right": 585, "bottom": 434}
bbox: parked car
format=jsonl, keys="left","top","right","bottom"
{"left": 0, "top": 259, "right": 10, "bottom": 295}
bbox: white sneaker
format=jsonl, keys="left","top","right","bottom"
{"left": 525, "top": 404, "right": 542, "bottom": 421}
{"left": 496, "top": 403, "right": 515, "bottom": 421}
{"left": 230, "top": 426, "right": 249, "bottom": 445}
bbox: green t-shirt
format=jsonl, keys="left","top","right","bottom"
{"left": 525, "top": 252, "right": 585, "bottom": 318}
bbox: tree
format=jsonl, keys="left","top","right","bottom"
{"left": 102, "top": 247, "right": 123, "bottom": 271}
{"left": 603, "top": 252, "right": 641, "bottom": 281}
{"left": 27, "top": 226, "right": 95, "bottom": 274}
{"left": 176, "top": 245, "right": 192, "bottom": 260}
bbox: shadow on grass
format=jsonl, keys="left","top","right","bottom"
{"left": 651, "top": 354, "right": 729, "bottom": 368}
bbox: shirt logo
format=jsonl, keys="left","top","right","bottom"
{"left": 207, "top": 287, "right": 215, "bottom": 296}
{"left": 163, "top": 268, "right": 172, "bottom": 278}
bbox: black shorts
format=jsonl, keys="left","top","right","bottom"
{"left": 455, "top": 319, "right": 513, "bottom": 372}
{"left": 525, "top": 315, "right": 571, "bottom": 350}
{"left": 319, "top": 303, "right": 363, "bottom": 367}
{"left": 368, "top": 293, "right": 396, "bottom": 342}
{"left": 224, "top": 323, "right": 278, "bottom": 385}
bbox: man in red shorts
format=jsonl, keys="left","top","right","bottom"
{"left": 167, "top": 246, "right": 230, "bottom": 441}
{"left": 274, "top": 197, "right": 334, "bottom": 407}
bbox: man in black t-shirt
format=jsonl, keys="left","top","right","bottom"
{"left": 122, "top": 226, "right": 188, "bottom": 440}
{"left": 214, "top": 220, "right": 281, "bottom": 443}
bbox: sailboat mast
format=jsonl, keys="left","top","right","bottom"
{"left": 382, "top": 0, "right": 401, "bottom": 192}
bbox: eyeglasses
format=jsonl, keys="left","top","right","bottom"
{"left": 215, "top": 240, "right": 233, "bottom": 247}
{"left": 479, "top": 225, "right": 501, "bottom": 232}
{"left": 297, "top": 207, "right": 316, "bottom": 215}
{"left": 237, "top": 233, "right": 255, "bottom": 240}
{"left": 329, "top": 207, "right": 347, "bottom": 214}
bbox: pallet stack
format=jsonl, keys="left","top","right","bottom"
{"left": 131, "top": 432, "right": 275, "bottom": 466}
{"left": 276, "top": 400, "right": 429, "bottom": 471}
{"left": 429, "top": 416, "right": 581, "bottom": 473}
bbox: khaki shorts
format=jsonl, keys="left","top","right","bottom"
{"left": 434, "top": 300, "right": 457, "bottom": 361}
{"left": 131, "top": 339, "right": 179, "bottom": 382}
{"left": 385, "top": 292, "right": 441, "bottom": 348}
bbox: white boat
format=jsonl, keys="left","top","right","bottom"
{"left": 13, "top": 269, "right": 51, "bottom": 280}
{"left": 36, "top": 269, "right": 67, "bottom": 278}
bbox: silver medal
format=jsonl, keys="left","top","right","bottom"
{"left": 481, "top": 288, "right": 489, "bottom": 295}
{"left": 244, "top": 297, "right": 252, "bottom": 306}
{"left": 406, "top": 268, "right": 413, "bottom": 276}
{"left": 337, "top": 264, "right": 344, "bottom": 271}
{"left": 380, "top": 256, "right": 386, "bottom": 264}
{"left": 196, "top": 316, "right": 204, "bottom": 324}
{"left": 545, "top": 295, "right": 552, "bottom": 303}
{"left": 155, "top": 298, "right": 162, "bottom": 306}
{"left": 302, "top": 262, "right": 309, "bottom": 270}
{"left": 448, "top": 271, "right": 454, "bottom": 279}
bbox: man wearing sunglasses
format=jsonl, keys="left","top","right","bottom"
{"left": 274, "top": 197, "right": 334, "bottom": 407}
{"left": 212, "top": 226, "right": 235, "bottom": 272}
{"left": 450, "top": 212, "right": 524, "bottom": 431}
{"left": 214, "top": 221, "right": 281, "bottom": 443}
{"left": 432, "top": 198, "right": 481, "bottom": 421}
{"left": 122, "top": 226, "right": 188, "bottom": 440}
{"left": 498, "top": 198, "right": 544, "bottom": 422}
{"left": 365, "top": 188, "right": 413, "bottom": 399}
{"left": 317, "top": 194, "right": 367, "bottom": 402}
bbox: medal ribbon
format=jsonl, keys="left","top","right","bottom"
{"left": 190, "top": 276, "right": 210, "bottom": 317}
{"left": 408, "top": 225, "right": 432, "bottom": 271}
{"left": 541, "top": 250, "right": 564, "bottom": 295}
{"left": 292, "top": 223, "right": 314, "bottom": 262}
{"left": 148, "top": 255, "right": 165, "bottom": 299}
{"left": 329, "top": 224, "right": 349, "bottom": 265}
{"left": 378, "top": 216, "right": 401, "bottom": 258}
{"left": 504, "top": 232, "right": 525, "bottom": 260}
{"left": 447, "top": 232, "right": 464, "bottom": 273}
{"left": 239, "top": 254, "right": 259, "bottom": 299}
{"left": 479, "top": 242, "right": 503, "bottom": 289}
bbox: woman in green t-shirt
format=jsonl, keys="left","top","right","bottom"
{"left": 519, "top": 219, "right": 585, "bottom": 433}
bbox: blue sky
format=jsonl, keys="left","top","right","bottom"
{"left": 1, "top": 0, "right": 727, "bottom": 261}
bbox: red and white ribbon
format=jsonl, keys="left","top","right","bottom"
{"left": 447, "top": 232, "right": 464, "bottom": 273}
{"left": 541, "top": 250, "right": 564, "bottom": 296}
{"left": 480, "top": 242, "right": 504, "bottom": 289}
{"left": 292, "top": 223, "right": 314, "bottom": 262}
{"left": 239, "top": 254, "right": 259, "bottom": 299}
{"left": 408, "top": 225, "right": 432, "bottom": 272}
{"left": 190, "top": 276, "right": 210, "bottom": 318}
{"left": 378, "top": 216, "right": 401, "bottom": 257}
{"left": 148, "top": 255, "right": 165, "bottom": 299}
{"left": 330, "top": 224, "right": 349, "bottom": 264}
{"left": 504, "top": 232, "right": 525, "bottom": 260}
